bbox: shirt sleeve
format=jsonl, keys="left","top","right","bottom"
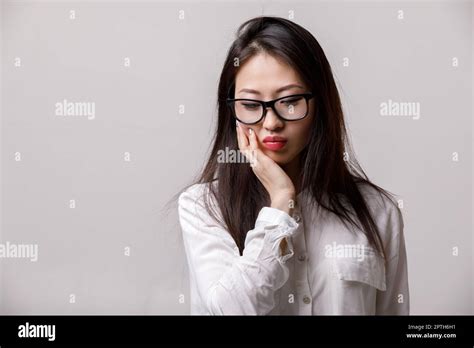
{"left": 178, "top": 185, "right": 299, "bottom": 315}
{"left": 375, "top": 203, "right": 410, "bottom": 315}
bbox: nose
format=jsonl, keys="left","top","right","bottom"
{"left": 262, "top": 107, "right": 284, "bottom": 131}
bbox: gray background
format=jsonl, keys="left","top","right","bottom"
{"left": 0, "top": 0, "right": 472, "bottom": 314}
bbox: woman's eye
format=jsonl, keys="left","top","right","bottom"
{"left": 282, "top": 98, "right": 302, "bottom": 105}
{"left": 242, "top": 103, "right": 260, "bottom": 109}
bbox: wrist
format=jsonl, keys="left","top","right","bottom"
{"left": 270, "top": 193, "right": 296, "bottom": 215}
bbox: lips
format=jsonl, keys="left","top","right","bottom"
{"left": 262, "top": 136, "right": 287, "bottom": 151}
{"left": 263, "top": 136, "right": 287, "bottom": 143}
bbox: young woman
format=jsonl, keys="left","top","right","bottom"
{"left": 177, "top": 16, "right": 409, "bottom": 315}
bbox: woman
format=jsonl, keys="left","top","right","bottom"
{"left": 177, "top": 16, "right": 409, "bottom": 315}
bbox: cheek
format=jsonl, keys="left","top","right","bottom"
{"left": 291, "top": 119, "right": 313, "bottom": 150}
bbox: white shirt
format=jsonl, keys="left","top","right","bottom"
{"left": 178, "top": 182, "right": 409, "bottom": 315}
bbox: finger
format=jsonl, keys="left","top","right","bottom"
{"left": 240, "top": 123, "right": 250, "bottom": 148}
{"left": 248, "top": 128, "right": 258, "bottom": 151}
{"left": 247, "top": 128, "right": 260, "bottom": 168}
{"left": 236, "top": 121, "right": 244, "bottom": 150}
{"left": 236, "top": 121, "right": 249, "bottom": 150}
{"left": 237, "top": 124, "right": 256, "bottom": 165}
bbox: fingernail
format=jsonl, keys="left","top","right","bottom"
{"left": 248, "top": 128, "right": 253, "bottom": 135}
{"left": 235, "top": 120, "right": 239, "bottom": 127}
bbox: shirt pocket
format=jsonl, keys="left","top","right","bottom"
{"left": 331, "top": 246, "right": 386, "bottom": 291}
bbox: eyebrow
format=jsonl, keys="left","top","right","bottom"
{"left": 237, "top": 84, "right": 304, "bottom": 95}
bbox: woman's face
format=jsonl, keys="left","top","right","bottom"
{"left": 234, "top": 52, "right": 314, "bottom": 166}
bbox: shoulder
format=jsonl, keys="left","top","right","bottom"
{"left": 357, "top": 182, "right": 400, "bottom": 216}
{"left": 356, "top": 182, "right": 405, "bottom": 242}
{"left": 178, "top": 181, "right": 222, "bottom": 224}
{"left": 178, "top": 182, "right": 209, "bottom": 203}
{"left": 178, "top": 181, "right": 218, "bottom": 205}
{"left": 357, "top": 183, "right": 398, "bottom": 211}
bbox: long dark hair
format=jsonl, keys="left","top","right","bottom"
{"left": 175, "top": 16, "right": 398, "bottom": 259}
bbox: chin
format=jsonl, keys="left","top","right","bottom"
{"left": 264, "top": 151, "right": 293, "bottom": 165}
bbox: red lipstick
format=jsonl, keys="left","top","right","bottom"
{"left": 262, "top": 136, "right": 287, "bottom": 151}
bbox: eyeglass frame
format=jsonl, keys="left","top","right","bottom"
{"left": 226, "top": 92, "right": 315, "bottom": 125}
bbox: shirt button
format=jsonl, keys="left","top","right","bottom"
{"left": 292, "top": 214, "right": 301, "bottom": 223}
{"left": 303, "top": 295, "right": 311, "bottom": 304}
{"left": 298, "top": 254, "right": 306, "bottom": 262}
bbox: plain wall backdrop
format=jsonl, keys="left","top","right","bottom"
{"left": 0, "top": 0, "right": 472, "bottom": 314}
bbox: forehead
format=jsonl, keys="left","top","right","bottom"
{"left": 235, "top": 52, "right": 304, "bottom": 93}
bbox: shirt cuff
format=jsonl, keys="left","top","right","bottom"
{"left": 256, "top": 207, "right": 299, "bottom": 230}
{"left": 256, "top": 207, "right": 299, "bottom": 264}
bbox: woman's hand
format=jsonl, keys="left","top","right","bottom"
{"left": 236, "top": 121, "right": 295, "bottom": 215}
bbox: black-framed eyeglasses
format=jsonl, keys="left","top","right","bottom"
{"left": 226, "top": 93, "right": 314, "bottom": 125}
